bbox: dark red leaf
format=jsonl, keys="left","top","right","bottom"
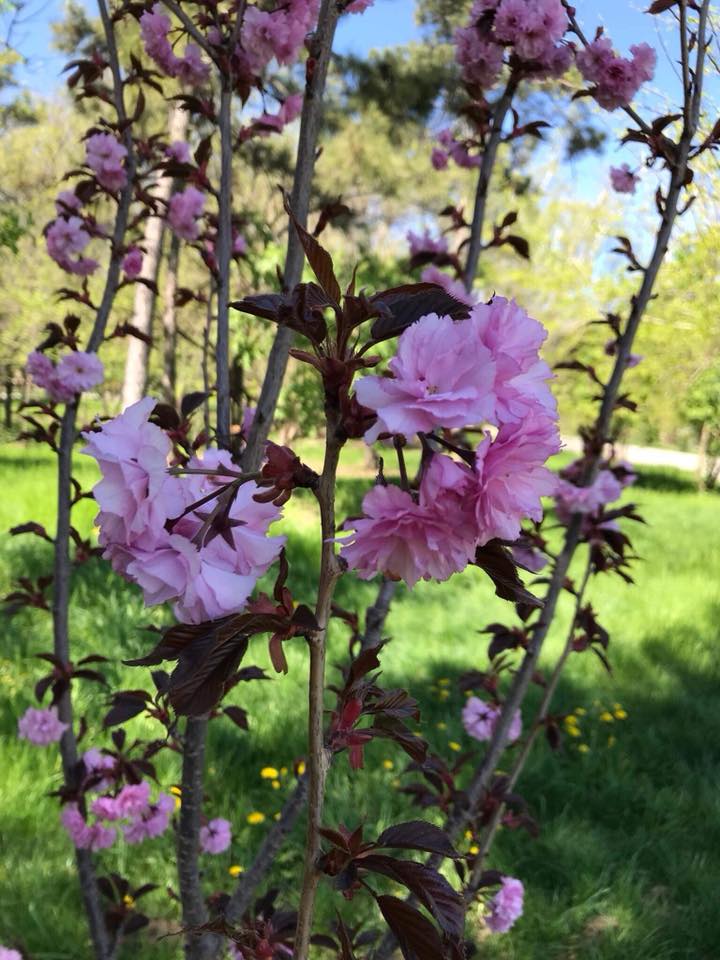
{"left": 283, "top": 193, "right": 341, "bottom": 304}
{"left": 474, "top": 540, "right": 543, "bottom": 607}
{"left": 223, "top": 705, "right": 248, "bottom": 730}
{"left": 376, "top": 821, "right": 459, "bottom": 859}
{"left": 369, "top": 284, "right": 471, "bottom": 342}
{"left": 375, "top": 895, "right": 449, "bottom": 960}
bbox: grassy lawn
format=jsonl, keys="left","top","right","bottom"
{"left": 0, "top": 441, "right": 718, "bottom": 959}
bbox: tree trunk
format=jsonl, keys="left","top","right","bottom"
{"left": 160, "top": 230, "right": 182, "bottom": 405}
{"left": 120, "top": 103, "right": 188, "bottom": 408}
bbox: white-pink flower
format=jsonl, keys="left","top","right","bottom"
{"left": 0, "top": 947, "right": 23, "bottom": 960}
{"left": 17, "top": 706, "right": 68, "bottom": 745}
{"left": 61, "top": 803, "right": 116, "bottom": 851}
{"left": 355, "top": 311, "right": 496, "bottom": 443}
{"left": 55, "top": 351, "right": 104, "bottom": 395}
{"left": 122, "top": 246, "right": 144, "bottom": 278}
{"left": 200, "top": 817, "right": 232, "bottom": 854}
{"left": 46, "top": 217, "right": 98, "bottom": 276}
{"left": 462, "top": 697, "right": 521, "bottom": 743}
{"left": 85, "top": 132, "right": 128, "bottom": 192}
{"left": 486, "top": 876, "right": 524, "bottom": 933}
{"left": 123, "top": 793, "right": 174, "bottom": 843}
{"left": 168, "top": 186, "right": 206, "bottom": 240}
{"left": 610, "top": 163, "right": 639, "bottom": 194}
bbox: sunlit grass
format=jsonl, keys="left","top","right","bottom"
{"left": 0, "top": 441, "right": 718, "bottom": 958}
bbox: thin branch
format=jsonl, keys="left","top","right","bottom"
{"left": 161, "top": 0, "right": 218, "bottom": 62}
{"left": 463, "top": 77, "right": 517, "bottom": 290}
{"left": 240, "top": 0, "right": 341, "bottom": 472}
{"left": 215, "top": 81, "right": 234, "bottom": 450}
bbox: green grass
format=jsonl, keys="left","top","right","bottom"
{"left": 1, "top": 442, "right": 719, "bottom": 959}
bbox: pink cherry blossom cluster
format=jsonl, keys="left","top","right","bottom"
{"left": 406, "top": 229, "right": 448, "bottom": 259}
{"left": 610, "top": 163, "right": 639, "bottom": 194}
{"left": 17, "top": 706, "right": 68, "bottom": 745}
{"left": 554, "top": 457, "right": 636, "bottom": 524}
{"left": 454, "top": 0, "right": 572, "bottom": 93}
{"left": 432, "top": 128, "right": 483, "bottom": 172}
{"left": 200, "top": 816, "right": 232, "bottom": 854}
{"left": 26, "top": 350, "right": 104, "bottom": 403}
{"left": 85, "top": 132, "right": 128, "bottom": 193}
{"left": 61, "top": 780, "right": 174, "bottom": 850}
{"left": 82, "top": 398, "right": 285, "bottom": 624}
{"left": 241, "top": 0, "right": 321, "bottom": 75}
{"left": 576, "top": 38, "right": 656, "bottom": 111}
{"left": 166, "top": 139, "right": 192, "bottom": 164}
{"left": 462, "top": 696, "right": 522, "bottom": 743}
{"left": 486, "top": 875, "right": 524, "bottom": 933}
{"left": 0, "top": 947, "right": 22, "bottom": 960}
{"left": 341, "top": 299, "right": 559, "bottom": 587}
{"left": 122, "top": 245, "right": 144, "bottom": 278}
{"left": 168, "top": 186, "right": 206, "bottom": 241}
{"left": 45, "top": 209, "right": 98, "bottom": 276}
{"left": 140, "top": 4, "right": 210, "bottom": 85}
{"left": 245, "top": 92, "right": 304, "bottom": 136}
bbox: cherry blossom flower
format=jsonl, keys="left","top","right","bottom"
{"left": 486, "top": 876, "right": 524, "bottom": 932}
{"left": 431, "top": 147, "right": 449, "bottom": 170}
{"left": 200, "top": 817, "right": 232, "bottom": 854}
{"left": 338, "top": 483, "right": 477, "bottom": 588}
{"left": 577, "top": 37, "right": 656, "bottom": 110}
{"left": 122, "top": 246, "right": 144, "bottom": 278}
{"left": 140, "top": 4, "right": 179, "bottom": 75}
{"left": 85, "top": 133, "right": 128, "bottom": 192}
{"left": 17, "top": 706, "right": 68, "bottom": 745}
{"left": 355, "top": 311, "right": 496, "bottom": 443}
{"left": 420, "top": 265, "right": 477, "bottom": 307}
{"left": 462, "top": 697, "right": 521, "bottom": 743}
{"left": 554, "top": 467, "right": 623, "bottom": 516}
{"left": 493, "top": 0, "right": 567, "bottom": 62}
{"left": 82, "top": 748, "right": 116, "bottom": 791}
{"left": 346, "top": 0, "right": 374, "bottom": 12}
{"left": 123, "top": 793, "right": 174, "bottom": 843}
{"left": 0, "top": 947, "right": 23, "bottom": 960}
{"left": 61, "top": 804, "right": 116, "bottom": 851}
{"left": 455, "top": 27, "right": 504, "bottom": 88}
{"left": 55, "top": 189, "right": 82, "bottom": 215}
{"left": 166, "top": 140, "right": 192, "bottom": 164}
{"left": 406, "top": 229, "right": 448, "bottom": 259}
{"left": 45, "top": 216, "right": 98, "bottom": 276}
{"left": 610, "top": 163, "right": 639, "bottom": 194}
{"left": 168, "top": 186, "right": 206, "bottom": 240}
{"left": 55, "top": 351, "right": 104, "bottom": 395}
{"left": 25, "top": 351, "right": 54, "bottom": 390}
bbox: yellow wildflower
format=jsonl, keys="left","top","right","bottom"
{"left": 280, "top": 767, "right": 288, "bottom": 776}
{"left": 436, "top": 722, "right": 447, "bottom": 730}
{"left": 469, "top": 845, "right": 479, "bottom": 855}
{"left": 247, "top": 811, "right": 265, "bottom": 825}
{"left": 607, "top": 736, "right": 617, "bottom": 747}
{"left": 599, "top": 711, "right": 614, "bottom": 723}
{"left": 575, "top": 707, "right": 587, "bottom": 715}
{"left": 174, "top": 795, "right": 181, "bottom": 811}
{"left": 271, "top": 780, "right": 281, "bottom": 790}
{"left": 260, "top": 766, "right": 279, "bottom": 779}
{"left": 123, "top": 894, "right": 135, "bottom": 907}
{"left": 448, "top": 741, "right": 461, "bottom": 752}
{"left": 382, "top": 759, "right": 394, "bottom": 770}
{"left": 170, "top": 786, "right": 182, "bottom": 796}
{"left": 297, "top": 760, "right": 306, "bottom": 776}
{"left": 437, "top": 678, "right": 450, "bottom": 686}
{"left": 566, "top": 726, "right": 581, "bottom": 738}
{"left": 465, "top": 830, "right": 473, "bottom": 841}
{"left": 578, "top": 744, "right": 590, "bottom": 753}
{"left": 392, "top": 779, "right": 401, "bottom": 789}
{"left": 614, "top": 708, "right": 627, "bottom": 720}
{"left": 228, "top": 865, "right": 244, "bottom": 878}
{"left": 438, "top": 689, "right": 450, "bottom": 700}
{"left": 273, "top": 812, "right": 281, "bottom": 821}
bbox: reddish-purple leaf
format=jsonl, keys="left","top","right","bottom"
{"left": 376, "top": 821, "right": 459, "bottom": 859}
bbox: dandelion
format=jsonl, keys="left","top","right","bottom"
{"left": 382, "top": 759, "right": 394, "bottom": 770}
{"left": 607, "top": 735, "right": 617, "bottom": 747}
{"left": 469, "top": 844, "right": 479, "bottom": 855}
{"left": 296, "top": 760, "right": 306, "bottom": 776}
{"left": 260, "top": 766, "right": 279, "bottom": 779}
{"left": 449, "top": 741, "right": 461, "bottom": 752}
{"left": 599, "top": 711, "right": 614, "bottom": 723}
{"left": 578, "top": 743, "right": 590, "bottom": 753}
{"left": 438, "top": 678, "right": 450, "bottom": 686}
{"left": 438, "top": 689, "right": 450, "bottom": 701}
{"left": 465, "top": 830, "right": 473, "bottom": 841}
{"left": 170, "top": 786, "right": 182, "bottom": 796}
{"left": 436, "top": 721, "right": 447, "bottom": 730}
{"left": 271, "top": 780, "right": 281, "bottom": 790}
{"left": 247, "top": 811, "right": 265, "bottom": 825}
{"left": 123, "top": 894, "right": 135, "bottom": 907}
{"left": 575, "top": 707, "right": 587, "bottom": 715}
{"left": 280, "top": 766, "right": 288, "bottom": 776}
{"left": 273, "top": 812, "right": 281, "bottom": 821}
{"left": 566, "top": 726, "right": 581, "bottom": 738}
{"left": 614, "top": 708, "right": 627, "bottom": 720}
{"left": 392, "top": 779, "right": 401, "bottom": 789}
{"left": 228, "top": 864, "right": 244, "bottom": 877}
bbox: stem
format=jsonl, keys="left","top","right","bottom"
{"left": 241, "top": 0, "right": 340, "bottom": 472}
{"left": 294, "top": 412, "right": 344, "bottom": 960}
{"left": 462, "top": 78, "right": 517, "bottom": 291}
{"left": 161, "top": 229, "right": 182, "bottom": 406}
{"left": 215, "top": 82, "right": 234, "bottom": 450}
{"left": 465, "top": 560, "right": 593, "bottom": 895}
{"left": 360, "top": 578, "right": 397, "bottom": 652}
{"left": 49, "top": 3, "right": 136, "bottom": 956}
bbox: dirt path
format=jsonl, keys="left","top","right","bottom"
{"left": 562, "top": 436, "right": 699, "bottom": 473}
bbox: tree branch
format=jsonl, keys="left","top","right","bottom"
{"left": 240, "top": 0, "right": 340, "bottom": 472}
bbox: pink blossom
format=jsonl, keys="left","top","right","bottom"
{"left": 471, "top": 296, "right": 557, "bottom": 425}
{"left": 61, "top": 804, "right": 116, "bottom": 851}
{"left": 494, "top": 0, "right": 566, "bottom": 62}
{"left": 55, "top": 189, "right": 82, "bottom": 215}
{"left": 26, "top": 351, "right": 54, "bottom": 390}
{"left": 242, "top": 0, "right": 319, "bottom": 74}
{"left": 17, "top": 706, "right": 68, "bottom": 745}
{"left": 421, "top": 266, "right": 477, "bottom": 307}
{"left": 462, "top": 697, "right": 522, "bottom": 742}
{"left": 114, "top": 781, "right": 152, "bottom": 817}
{"left": 448, "top": 138, "right": 482, "bottom": 168}
{"left": 0, "top": 947, "right": 23, "bottom": 960}
{"left": 455, "top": 27, "right": 504, "bottom": 88}
{"left": 55, "top": 351, "right": 104, "bottom": 395}
{"left": 168, "top": 186, "right": 206, "bottom": 240}
{"left": 431, "top": 147, "right": 449, "bottom": 170}
{"left": 471, "top": 415, "right": 561, "bottom": 543}
{"left": 613, "top": 459, "right": 637, "bottom": 489}
{"left": 233, "top": 232, "right": 247, "bottom": 256}
{"left": 200, "top": 817, "right": 232, "bottom": 854}
{"left": 554, "top": 467, "right": 623, "bottom": 516}
{"left": 511, "top": 544, "right": 547, "bottom": 573}
{"left": 122, "top": 246, "right": 144, "bottom": 278}
{"left": 166, "top": 140, "right": 191, "bottom": 164}
{"left": 140, "top": 4, "right": 180, "bottom": 75}
{"left": 85, "top": 133, "right": 128, "bottom": 192}
{"left": 355, "top": 311, "right": 496, "bottom": 443}
{"left": 487, "top": 876, "right": 524, "bottom": 933}
{"left": 176, "top": 43, "right": 210, "bottom": 86}
{"left": 279, "top": 92, "right": 304, "bottom": 124}
{"left": 346, "top": 0, "right": 374, "bottom": 12}
{"left": 82, "top": 748, "right": 116, "bottom": 790}
{"left": 577, "top": 37, "right": 656, "bottom": 110}
{"left": 46, "top": 216, "right": 98, "bottom": 275}
{"left": 406, "top": 229, "right": 448, "bottom": 259}
{"left": 610, "top": 163, "right": 639, "bottom": 194}
{"left": 339, "top": 483, "right": 477, "bottom": 588}
{"left": 123, "top": 793, "right": 174, "bottom": 843}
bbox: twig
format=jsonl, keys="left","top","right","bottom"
{"left": 462, "top": 77, "right": 517, "bottom": 290}
{"left": 215, "top": 82, "right": 234, "bottom": 450}
{"left": 240, "top": 0, "right": 341, "bottom": 472}
{"left": 161, "top": 0, "right": 218, "bottom": 62}
{"left": 294, "top": 411, "right": 344, "bottom": 960}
